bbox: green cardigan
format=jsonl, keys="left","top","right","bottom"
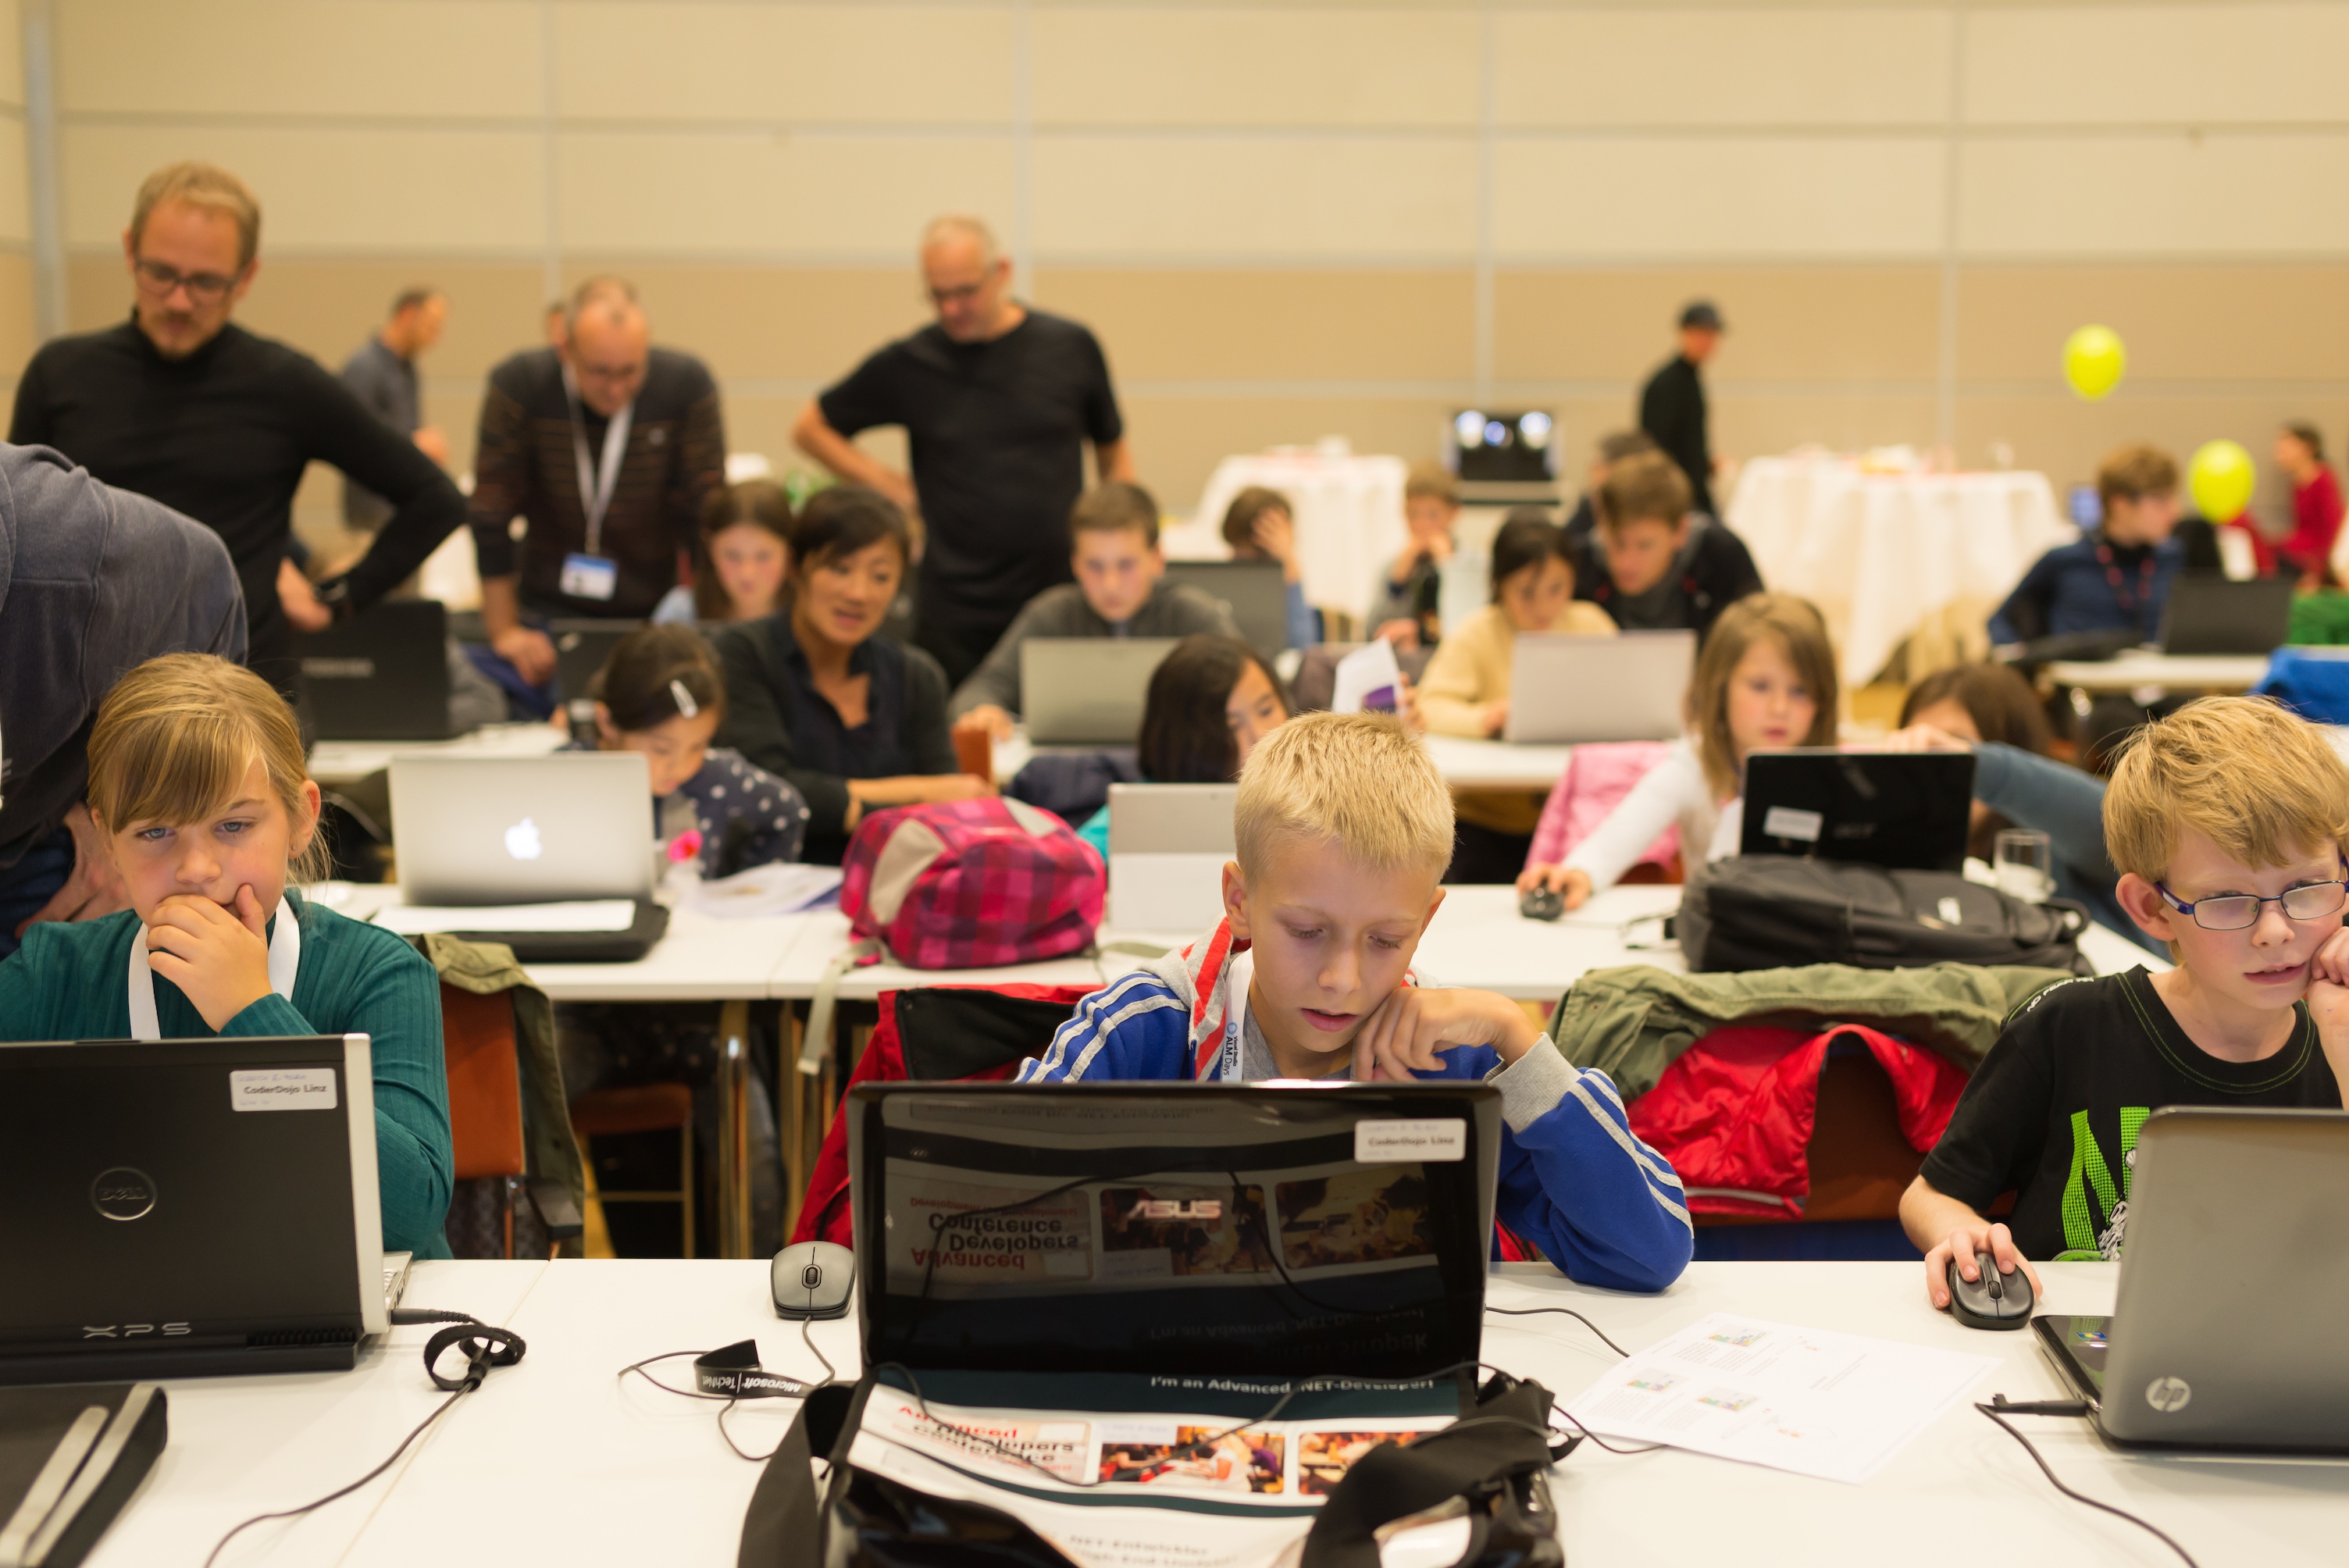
{"left": 0, "top": 895, "right": 454, "bottom": 1258}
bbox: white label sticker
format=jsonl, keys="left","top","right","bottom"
{"left": 230, "top": 1067, "right": 339, "bottom": 1112}
{"left": 1355, "top": 1118, "right": 1467, "bottom": 1164}
{"left": 1761, "top": 806, "right": 1824, "bottom": 843}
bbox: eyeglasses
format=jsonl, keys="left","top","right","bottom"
{"left": 134, "top": 258, "right": 241, "bottom": 302}
{"left": 2153, "top": 871, "right": 2349, "bottom": 932}
{"left": 925, "top": 281, "right": 986, "bottom": 308}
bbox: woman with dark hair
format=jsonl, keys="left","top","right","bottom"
{"left": 1072, "top": 634, "right": 1291, "bottom": 857}
{"left": 713, "top": 486, "right": 985, "bottom": 864}
{"left": 654, "top": 479, "right": 793, "bottom": 625}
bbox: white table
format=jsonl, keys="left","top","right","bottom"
{"left": 1727, "top": 456, "right": 2072, "bottom": 687}
{"left": 144, "top": 1257, "right": 2345, "bottom": 1566}
{"left": 990, "top": 731, "right": 1572, "bottom": 796}
{"left": 1171, "top": 451, "right": 1411, "bottom": 627}
{"left": 2042, "top": 652, "right": 2272, "bottom": 697}
{"left": 309, "top": 721, "right": 569, "bottom": 789}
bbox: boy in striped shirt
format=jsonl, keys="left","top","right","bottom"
{"left": 1020, "top": 712, "right": 1693, "bottom": 1292}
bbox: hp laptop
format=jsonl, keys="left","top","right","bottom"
{"left": 1163, "top": 561, "right": 1291, "bottom": 659}
{"left": 846, "top": 1081, "right": 1502, "bottom": 1381}
{"left": 0, "top": 1035, "right": 389, "bottom": 1384}
{"left": 1504, "top": 630, "right": 1694, "bottom": 744}
{"left": 295, "top": 598, "right": 459, "bottom": 742}
{"left": 1021, "top": 639, "right": 1182, "bottom": 747}
{"left": 550, "top": 618, "right": 644, "bottom": 704}
{"left": 1106, "top": 782, "right": 1235, "bottom": 932}
{"left": 2033, "top": 1107, "right": 2349, "bottom": 1455}
{"left": 2157, "top": 576, "right": 2295, "bottom": 657}
{"left": 1741, "top": 750, "right": 1975, "bottom": 873}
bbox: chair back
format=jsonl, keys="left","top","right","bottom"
{"left": 441, "top": 982, "right": 526, "bottom": 1181}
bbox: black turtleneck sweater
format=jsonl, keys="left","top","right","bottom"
{"left": 9, "top": 315, "right": 469, "bottom": 692}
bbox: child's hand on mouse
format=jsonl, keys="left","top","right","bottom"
{"left": 146, "top": 885, "right": 273, "bottom": 1031}
{"left": 1920, "top": 1220, "right": 2041, "bottom": 1312}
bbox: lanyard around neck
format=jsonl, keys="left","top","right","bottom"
{"left": 2094, "top": 538, "right": 2158, "bottom": 617}
{"left": 126, "top": 896, "right": 301, "bottom": 1041}
{"left": 561, "top": 364, "right": 635, "bottom": 558}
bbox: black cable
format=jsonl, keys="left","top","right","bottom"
{"left": 1975, "top": 1399, "right": 2199, "bottom": 1568}
{"left": 617, "top": 1329, "right": 840, "bottom": 1464}
{"left": 1484, "top": 1304, "right": 1634, "bottom": 1359}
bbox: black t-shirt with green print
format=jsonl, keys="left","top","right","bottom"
{"left": 1919, "top": 967, "right": 2342, "bottom": 1260}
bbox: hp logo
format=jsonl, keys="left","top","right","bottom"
{"left": 2144, "top": 1377, "right": 2193, "bottom": 1414}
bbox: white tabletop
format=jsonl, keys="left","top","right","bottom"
{"left": 991, "top": 729, "right": 1570, "bottom": 795}
{"left": 2041, "top": 652, "right": 2273, "bottom": 695}
{"left": 152, "top": 1257, "right": 2345, "bottom": 1567}
{"left": 309, "top": 721, "right": 569, "bottom": 789}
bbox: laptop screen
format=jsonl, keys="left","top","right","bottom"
{"left": 848, "top": 1082, "right": 1502, "bottom": 1380}
{"left": 1740, "top": 750, "right": 1976, "bottom": 872}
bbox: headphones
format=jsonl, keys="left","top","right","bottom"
{"left": 392, "top": 1309, "right": 528, "bottom": 1391}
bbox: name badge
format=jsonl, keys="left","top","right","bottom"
{"left": 560, "top": 552, "right": 618, "bottom": 601}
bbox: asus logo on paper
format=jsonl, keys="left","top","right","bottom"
{"left": 80, "top": 1324, "right": 191, "bottom": 1338}
{"left": 1125, "top": 1199, "right": 1222, "bottom": 1221}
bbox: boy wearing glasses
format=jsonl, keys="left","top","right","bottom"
{"left": 1904, "top": 697, "right": 2349, "bottom": 1310}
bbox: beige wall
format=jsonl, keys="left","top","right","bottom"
{"left": 23, "top": 1, "right": 2349, "bottom": 544}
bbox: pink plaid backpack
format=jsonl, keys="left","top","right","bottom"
{"left": 839, "top": 797, "right": 1105, "bottom": 970}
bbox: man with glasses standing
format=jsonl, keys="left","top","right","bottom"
{"left": 466, "top": 276, "right": 725, "bottom": 691}
{"left": 8, "top": 161, "right": 467, "bottom": 699}
{"left": 793, "top": 215, "right": 1133, "bottom": 688}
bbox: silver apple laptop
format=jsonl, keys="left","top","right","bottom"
{"left": 389, "top": 751, "right": 654, "bottom": 905}
{"left": 2032, "top": 1107, "right": 2349, "bottom": 1455}
{"left": 1106, "top": 783, "right": 1236, "bottom": 932}
{"left": 1503, "top": 629, "right": 1694, "bottom": 744}
{"left": 1021, "top": 638, "right": 1182, "bottom": 747}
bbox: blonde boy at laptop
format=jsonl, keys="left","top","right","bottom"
{"left": 1019, "top": 712, "right": 1694, "bottom": 1291}
{"left": 1902, "top": 697, "right": 2349, "bottom": 1310}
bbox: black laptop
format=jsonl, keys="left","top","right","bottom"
{"left": 847, "top": 1082, "right": 1502, "bottom": 1386}
{"left": 295, "top": 597, "right": 459, "bottom": 741}
{"left": 1740, "top": 750, "right": 1976, "bottom": 873}
{"left": 0, "top": 1035, "right": 391, "bottom": 1385}
{"left": 551, "top": 618, "right": 644, "bottom": 704}
{"left": 1163, "top": 561, "right": 1292, "bottom": 659}
{"left": 2156, "top": 576, "right": 2296, "bottom": 656}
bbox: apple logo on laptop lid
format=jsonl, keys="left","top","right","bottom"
{"left": 504, "top": 817, "right": 544, "bottom": 861}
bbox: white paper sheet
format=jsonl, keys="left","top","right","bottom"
{"left": 1562, "top": 1312, "right": 1998, "bottom": 1484}
{"left": 683, "top": 862, "right": 843, "bottom": 919}
{"left": 371, "top": 899, "right": 638, "bottom": 935}
{"left": 1330, "top": 640, "right": 1403, "bottom": 716}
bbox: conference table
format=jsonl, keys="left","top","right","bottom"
{"left": 2041, "top": 651, "right": 2273, "bottom": 697}
{"left": 990, "top": 730, "right": 1574, "bottom": 796}
{"left": 87, "top": 1256, "right": 2342, "bottom": 1568}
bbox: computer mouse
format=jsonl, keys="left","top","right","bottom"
{"left": 772, "top": 1240, "right": 856, "bottom": 1320}
{"left": 1944, "top": 1250, "right": 2034, "bottom": 1331}
{"left": 1520, "top": 886, "right": 1566, "bottom": 922}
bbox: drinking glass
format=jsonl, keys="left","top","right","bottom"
{"left": 1994, "top": 829, "right": 2055, "bottom": 904}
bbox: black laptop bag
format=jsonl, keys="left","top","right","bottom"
{"left": 1676, "top": 855, "right": 2094, "bottom": 976}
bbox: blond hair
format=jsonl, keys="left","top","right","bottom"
{"left": 2104, "top": 696, "right": 2349, "bottom": 881}
{"left": 1598, "top": 451, "right": 1692, "bottom": 535}
{"left": 1403, "top": 462, "right": 1458, "bottom": 508}
{"left": 1235, "top": 713, "right": 1453, "bottom": 878}
{"left": 2096, "top": 443, "right": 2179, "bottom": 513}
{"left": 1688, "top": 593, "right": 1839, "bottom": 798}
{"left": 130, "top": 162, "right": 261, "bottom": 271}
{"left": 87, "top": 654, "right": 326, "bottom": 883}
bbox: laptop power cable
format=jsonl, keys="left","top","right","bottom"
{"left": 200, "top": 1310, "right": 527, "bottom": 1568}
{"left": 1974, "top": 1395, "right": 2199, "bottom": 1568}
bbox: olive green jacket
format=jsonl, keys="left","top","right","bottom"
{"left": 1546, "top": 963, "right": 2082, "bottom": 1102}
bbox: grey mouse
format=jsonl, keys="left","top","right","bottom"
{"left": 772, "top": 1240, "right": 856, "bottom": 1320}
{"left": 1520, "top": 886, "right": 1566, "bottom": 921}
{"left": 1944, "top": 1250, "right": 2033, "bottom": 1331}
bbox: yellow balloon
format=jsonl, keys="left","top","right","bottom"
{"left": 2062, "top": 325, "right": 2126, "bottom": 401}
{"left": 2188, "top": 440, "right": 2256, "bottom": 524}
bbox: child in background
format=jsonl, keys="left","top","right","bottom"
{"left": 1562, "top": 429, "right": 1659, "bottom": 554}
{"left": 0, "top": 654, "right": 454, "bottom": 1256}
{"left": 1989, "top": 444, "right": 2182, "bottom": 646}
{"left": 1420, "top": 509, "right": 1617, "bottom": 883}
{"left": 1075, "top": 633, "right": 1292, "bottom": 857}
{"left": 2275, "top": 421, "right": 2344, "bottom": 587}
{"left": 1021, "top": 713, "right": 1694, "bottom": 1292}
{"left": 1520, "top": 593, "right": 1836, "bottom": 909}
{"left": 1371, "top": 463, "right": 1460, "bottom": 650}
{"left": 1903, "top": 697, "right": 2348, "bottom": 1308}
{"left": 1219, "top": 486, "right": 1322, "bottom": 650}
{"left": 1571, "top": 451, "right": 1763, "bottom": 641}
{"left": 586, "top": 625, "right": 809, "bottom": 877}
{"left": 654, "top": 479, "right": 792, "bottom": 625}
{"left": 950, "top": 482, "right": 1238, "bottom": 739}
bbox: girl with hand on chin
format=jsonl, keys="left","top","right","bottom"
{"left": 0, "top": 654, "right": 454, "bottom": 1256}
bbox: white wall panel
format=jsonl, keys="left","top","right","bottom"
{"left": 1965, "top": 4, "right": 2349, "bottom": 126}
{"left": 1960, "top": 134, "right": 2349, "bottom": 257}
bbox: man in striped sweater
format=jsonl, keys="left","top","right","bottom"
{"left": 1018, "top": 712, "right": 1693, "bottom": 1294}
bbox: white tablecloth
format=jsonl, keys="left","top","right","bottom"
{"left": 1727, "top": 456, "right": 2073, "bottom": 686}
{"left": 1171, "top": 451, "right": 1410, "bottom": 626}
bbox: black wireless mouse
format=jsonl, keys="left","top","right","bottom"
{"left": 1520, "top": 886, "right": 1566, "bottom": 922}
{"left": 772, "top": 1240, "right": 856, "bottom": 1320}
{"left": 1944, "top": 1250, "right": 2034, "bottom": 1331}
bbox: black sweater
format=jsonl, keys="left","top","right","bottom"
{"left": 9, "top": 317, "right": 469, "bottom": 687}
